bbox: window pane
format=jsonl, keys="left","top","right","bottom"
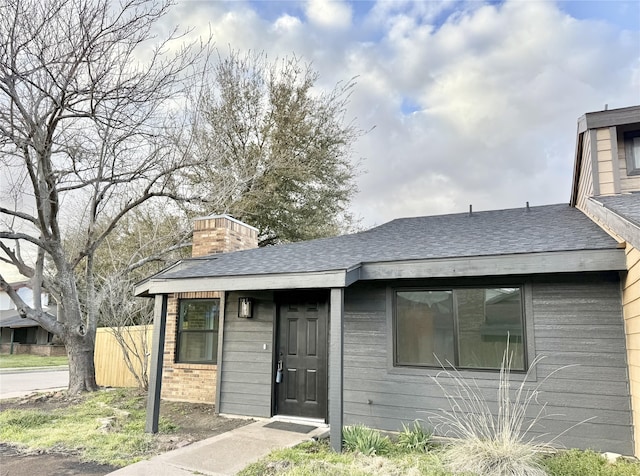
{"left": 396, "top": 290, "right": 455, "bottom": 366}
{"left": 633, "top": 137, "right": 640, "bottom": 169}
{"left": 180, "top": 300, "right": 219, "bottom": 331}
{"left": 178, "top": 299, "right": 219, "bottom": 363}
{"left": 178, "top": 331, "right": 217, "bottom": 362}
{"left": 456, "top": 288, "right": 524, "bottom": 370}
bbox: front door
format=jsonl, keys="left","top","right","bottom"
{"left": 276, "top": 292, "right": 328, "bottom": 419}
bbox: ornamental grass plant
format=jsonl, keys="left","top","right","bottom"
{"left": 342, "top": 424, "right": 393, "bottom": 456}
{"left": 428, "top": 348, "right": 589, "bottom": 476}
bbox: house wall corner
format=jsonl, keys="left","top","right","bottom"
{"left": 160, "top": 292, "right": 220, "bottom": 404}
{"left": 623, "top": 244, "right": 640, "bottom": 457}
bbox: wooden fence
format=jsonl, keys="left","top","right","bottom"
{"left": 94, "top": 325, "right": 153, "bottom": 388}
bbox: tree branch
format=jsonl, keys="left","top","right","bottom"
{"left": 0, "top": 232, "right": 47, "bottom": 250}
{"left": 0, "top": 206, "right": 39, "bottom": 226}
{"left": 0, "top": 273, "right": 64, "bottom": 335}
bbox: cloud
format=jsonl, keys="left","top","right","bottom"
{"left": 305, "top": 0, "right": 353, "bottom": 30}
{"left": 170, "top": 0, "right": 639, "bottom": 227}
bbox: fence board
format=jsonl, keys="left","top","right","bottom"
{"left": 94, "top": 325, "right": 153, "bottom": 388}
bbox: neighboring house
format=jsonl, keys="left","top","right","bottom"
{"left": 136, "top": 105, "right": 640, "bottom": 456}
{"left": 569, "top": 105, "right": 640, "bottom": 455}
{"left": 0, "top": 278, "right": 64, "bottom": 356}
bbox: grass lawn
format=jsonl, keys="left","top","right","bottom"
{"left": 238, "top": 440, "right": 640, "bottom": 476}
{"left": 0, "top": 354, "right": 69, "bottom": 369}
{"left": 0, "top": 388, "right": 175, "bottom": 467}
{"left": 239, "top": 440, "right": 450, "bottom": 476}
{"left": 0, "top": 354, "right": 68, "bottom": 369}
{"left": 0, "top": 387, "right": 249, "bottom": 469}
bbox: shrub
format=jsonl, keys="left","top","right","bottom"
{"left": 428, "top": 347, "right": 586, "bottom": 476}
{"left": 397, "top": 421, "right": 433, "bottom": 453}
{"left": 343, "top": 424, "right": 392, "bottom": 456}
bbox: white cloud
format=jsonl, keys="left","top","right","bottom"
{"left": 169, "top": 0, "right": 639, "bottom": 227}
{"left": 305, "top": 0, "right": 353, "bottom": 30}
{"left": 273, "top": 14, "right": 303, "bottom": 34}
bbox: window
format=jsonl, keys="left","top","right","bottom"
{"left": 177, "top": 299, "right": 219, "bottom": 364}
{"left": 394, "top": 287, "right": 525, "bottom": 371}
{"left": 624, "top": 130, "right": 640, "bottom": 175}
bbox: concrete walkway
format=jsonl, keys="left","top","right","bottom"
{"left": 107, "top": 419, "right": 328, "bottom": 476}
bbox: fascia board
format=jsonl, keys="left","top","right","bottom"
{"left": 359, "top": 249, "right": 626, "bottom": 280}
{"left": 584, "top": 107, "right": 640, "bottom": 130}
{"left": 586, "top": 198, "right": 640, "bottom": 250}
{"left": 143, "top": 269, "right": 350, "bottom": 295}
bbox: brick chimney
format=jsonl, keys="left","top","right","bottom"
{"left": 191, "top": 214, "right": 258, "bottom": 257}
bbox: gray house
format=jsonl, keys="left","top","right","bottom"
{"left": 0, "top": 280, "right": 62, "bottom": 356}
{"left": 137, "top": 105, "right": 640, "bottom": 456}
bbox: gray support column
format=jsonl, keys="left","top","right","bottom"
{"left": 145, "top": 294, "right": 168, "bottom": 433}
{"left": 215, "top": 292, "right": 226, "bottom": 414}
{"left": 329, "top": 287, "right": 344, "bottom": 452}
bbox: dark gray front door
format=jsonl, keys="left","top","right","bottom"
{"left": 276, "top": 293, "right": 328, "bottom": 419}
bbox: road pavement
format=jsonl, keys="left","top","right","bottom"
{"left": 0, "top": 367, "right": 69, "bottom": 399}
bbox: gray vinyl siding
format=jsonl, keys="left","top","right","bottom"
{"left": 342, "top": 274, "right": 634, "bottom": 455}
{"left": 218, "top": 291, "right": 275, "bottom": 418}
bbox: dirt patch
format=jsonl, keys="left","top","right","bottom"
{"left": 0, "top": 444, "right": 115, "bottom": 476}
{"left": 156, "top": 399, "right": 251, "bottom": 449}
{"left": 0, "top": 390, "right": 252, "bottom": 476}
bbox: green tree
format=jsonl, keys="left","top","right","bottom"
{"left": 189, "top": 50, "right": 362, "bottom": 246}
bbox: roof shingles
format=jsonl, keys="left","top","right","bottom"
{"left": 159, "top": 204, "right": 619, "bottom": 280}
{"left": 597, "top": 193, "right": 640, "bottom": 228}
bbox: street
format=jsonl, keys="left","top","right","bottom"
{"left": 0, "top": 368, "right": 68, "bottom": 399}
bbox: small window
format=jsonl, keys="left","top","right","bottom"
{"left": 177, "top": 299, "right": 219, "bottom": 364}
{"left": 395, "top": 287, "right": 525, "bottom": 371}
{"left": 624, "top": 131, "right": 640, "bottom": 175}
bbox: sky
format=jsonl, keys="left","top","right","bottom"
{"left": 167, "top": 0, "right": 640, "bottom": 228}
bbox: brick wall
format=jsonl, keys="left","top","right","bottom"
{"left": 191, "top": 215, "right": 258, "bottom": 257}
{"left": 162, "top": 215, "right": 258, "bottom": 403}
{"left": 0, "top": 343, "right": 66, "bottom": 356}
{"left": 161, "top": 291, "right": 220, "bottom": 403}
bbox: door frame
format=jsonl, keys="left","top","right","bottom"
{"left": 272, "top": 289, "right": 329, "bottom": 421}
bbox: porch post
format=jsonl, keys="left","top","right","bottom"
{"left": 145, "top": 294, "right": 168, "bottom": 433}
{"left": 329, "top": 287, "right": 344, "bottom": 452}
{"left": 215, "top": 291, "right": 226, "bottom": 414}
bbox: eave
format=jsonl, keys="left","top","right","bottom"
{"left": 135, "top": 248, "right": 625, "bottom": 297}
{"left": 135, "top": 266, "right": 362, "bottom": 296}
{"left": 360, "top": 249, "right": 625, "bottom": 280}
{"left": 577, "top": 106, "right": 640, "bottom": 134}
{"left": 585, "top": 198, "right": 640, "bottom": 250}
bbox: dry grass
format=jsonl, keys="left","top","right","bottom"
{"left": 428, "top": 349, "right": 588, "bottom": 476}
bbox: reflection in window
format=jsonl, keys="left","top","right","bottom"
{"left": 624, "top": 131, "right": 640, "bottom": 175}
{"left": 177, "top": 299, "right": 219, "bottom": 363}
{"left": 395, "top": 288, "right": 525, "bottom": 371}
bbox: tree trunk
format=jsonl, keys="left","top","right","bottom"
{"left": 66, "top": 334, "right": 99, "bottom": 394}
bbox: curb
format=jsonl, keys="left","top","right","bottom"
{"left": 0, "top": 365, "right": 69, "bottom": 374}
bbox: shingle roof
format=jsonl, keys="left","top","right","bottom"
{"left": 0, "top": 309, "right": 39, "bottom": 328}
{"left": 597, "top": 193, "right": 640, "bottom": 228}
{"left": 157, "top": 203, "right": 619, "bottom": 280}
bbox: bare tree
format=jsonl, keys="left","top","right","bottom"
{"left": 91, "top": 207, "right": 191, "bottom": 390}
{"left": 0, "top": 0, "right": 209, "bottom": 393}
{"left": 98, "top": 274, "right": 153, "bottom": 390}
{"left": 188, "top": 50, "right": 362, "bottom": 246}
